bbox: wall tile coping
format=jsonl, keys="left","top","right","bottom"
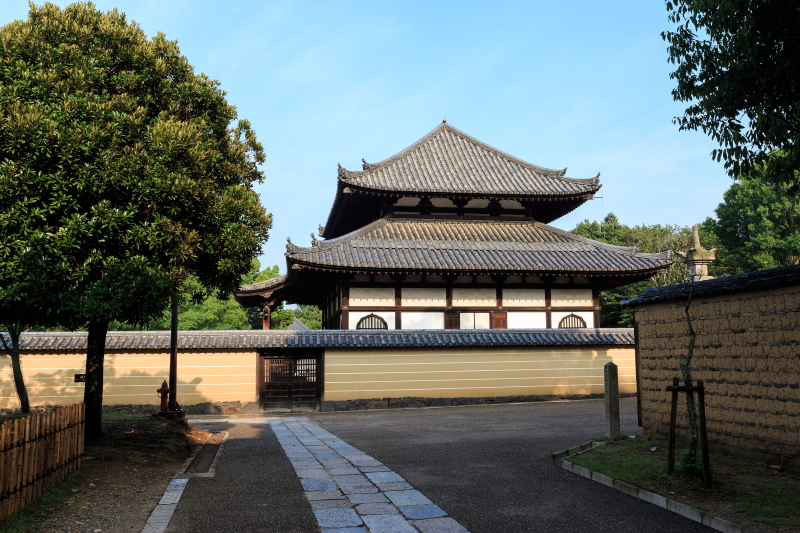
{"left": 7, "top": 328, "right": 634, "bottom": 352}
{"left": 622, "top": 264, "right": 800, "bottom": 307}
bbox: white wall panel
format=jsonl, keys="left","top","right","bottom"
{"left": 452, "top": 288, "right": 496, "bottom": 307}
{"left": 349, "top": 287, "right": 395, "bottom": 306}
{"left": 401, "top": 288, "right": 446, "bottom": 306}
{"left": 459, "top": 312, "right": 491, "bottom": 329}
{"left": 503, "top": 289, "right": 546, "bottom": 307}
{"left": 551, "top": 289, "right": 594, "bottom": 307}
{"left": 507, "top": 312, "right": 547, "bottom": 329}
{"left": 401, "top": 312, "right": 445, "bottom": 329}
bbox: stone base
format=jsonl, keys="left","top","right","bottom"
{"left": 320, "top": 393, "right": 636, "bottom": 412}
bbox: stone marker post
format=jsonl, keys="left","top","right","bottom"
{"left": 604, "top": 362, "right": 622, "bottom": 440}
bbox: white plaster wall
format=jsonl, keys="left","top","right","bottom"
{"left": 349, "top": 288, "right": 395, "bottom": 306}
{"left": 452, "top": 288, "right": 496, "bottom": 307}
{"left": 401, "top": 312, "right": 445, "bottom": 329}
{"left": 551, "top": 289, "right": 594, "bottom": 307}
{"left": 507, "top": 312, "right": 547, "bottom": 329}
{"left": 551, "top": 311, "right": 595, "bottom": 328}
{"left": 402, "top": 288, "right": 446, "bottom": 306}
{"left": 349, "top": 311, "right": 396, "bottom": 329}
{"left": 503, "top": 289, "right": 546, "bottom": 307}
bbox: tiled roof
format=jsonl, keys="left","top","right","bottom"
{"left": 339, "top": 123, "right": 601, "bottom": 197}
{"left": 622, "top": 264, "right": 800, "bottom": 306}
{"left": 237, "top": 274, "right": 286, "bottom": 293}
{"left": 11, "top": 329, "right": 635, "bottom": 351}
{"left": 288, "top": 318, "right": 310, "bottom": 330}
{"left": 285, "top": 218, "right": 671, "bottom": 275}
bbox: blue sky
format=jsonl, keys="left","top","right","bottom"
{"left": 2, "top": 1, "right": 731, "bottom": 273}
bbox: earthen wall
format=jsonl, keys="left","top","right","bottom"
{"left": 633, "top": 284, "right": 800, "bottom": 466}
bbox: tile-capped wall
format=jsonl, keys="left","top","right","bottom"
{"left": 632, "top": 284, "right": 800, "bottom": 469}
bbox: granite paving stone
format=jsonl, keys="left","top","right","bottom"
{"left": 362, "top": 514, "right": 419, "bottom": 533}
{"left": 400, "top": 505, "right": 447, "bottom": 520}
{"left": 301, "top": 478, "right": 337, "bottom": 491}
{"left": 366, "top": 471, "right": 405, "bottom": 483}
{"left": 311, "top": 499, "right": 355, "bottom": 511}
{"left": 333, "top": 474, "right": 369, "bottom": 483}
{"left": 338, "top": 481, "right": 380, "bottom": 494}
{"left": 315, "top": 509, "right": 363, "bottom": 529}
{"left": 358, "top": 465, "right": 391, "bottom": 472}
{"left": 348, "top": 493, "right": 390, "bottom": 504}
{"left": 268, "top": 418, "right": 468, "bottom": 533}
{"left": 329, "top": 466, "right": 362, "bottom": 476}
{"left": 356, "top": 503, "right": 401, "bottom": 515}
{"left": 305, "top": 489, "right": 346, "bottom": 501}
{"left": 296, "top": 469, "right": 332, "bottom": 479}
{"left": 376, "top": 481, "right": 414, "bottom": 491}
{"left": 384, "top": 490, "right": 433, "bottom": 507}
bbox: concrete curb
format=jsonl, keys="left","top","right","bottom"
{"left": 547, "top": 443, "right": 754, "bottom": 533}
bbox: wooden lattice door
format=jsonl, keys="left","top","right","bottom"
{"left": 262, "top": 357, "right": 317, "bottom": 409}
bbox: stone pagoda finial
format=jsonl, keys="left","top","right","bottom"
{"left": 676, "top": 225, "right": 718, "bottom": 282}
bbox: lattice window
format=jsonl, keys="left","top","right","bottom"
{"left": 558, "top": 313, "right": 587, "bottom": 328}
{"left": 356, "top": 313, "right": 388, "bottom": 330}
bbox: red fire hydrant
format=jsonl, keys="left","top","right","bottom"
{"left": 157, "top": 380, "right": 170, "bottom": 411}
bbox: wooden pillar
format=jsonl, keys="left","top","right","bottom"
{"left": 262, "top": 305, "right": 271, "bottom": 330}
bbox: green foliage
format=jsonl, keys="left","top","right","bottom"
{"left": 571, "top": 214, "right": 693, "bottom": 327}
{"left": 663, "top": 1, "right": 800, "bottom": 185}
{"left": 295, "top": 305, "right": 322, "bottom": 329}
{"left": 108, "top": 262, "right": 283, "bottom": 331}
{"left": 0, "top": 3, "right": 272, "bottom": 436}
{"left": 270, "top": 304, "right": 322, "bottom": 330}
{"left": 705, "top": 167, "right": 800, "bottom": 273}
{"left": 0, "top": 1, "right": 272, "bottom": 327}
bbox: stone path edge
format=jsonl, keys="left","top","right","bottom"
{"left": 545, "top": 443, "right": 754, "bottom": 533}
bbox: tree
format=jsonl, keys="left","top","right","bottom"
{"left": 571, "top": 214, "right": 696, "bottom": 327}
{"left": 0, "top": 3, "right": 271, "bottom": 438}
{"left": 109, "top": 262, "right": 282, "bottom": 331}
{"left": 663, "top": 1, "right": 800, "bottom": 185}
{"left": 705, "top": 166, "right": 800, "bottom": 272}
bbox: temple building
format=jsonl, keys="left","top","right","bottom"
{"left": 236, "top": 121, "right": 672, "bottom": 330}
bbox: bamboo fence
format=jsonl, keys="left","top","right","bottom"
{"left": 0, "top": 404, "right": 85, "bottom": 521}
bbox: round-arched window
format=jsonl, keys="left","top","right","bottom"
{"left": 558, "top": 313, "right": 587, "bottom": 328}
{"left": 356, "top": 313, "right": 388, "bottom": 330}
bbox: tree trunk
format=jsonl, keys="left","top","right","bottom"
{"left": 84, "top": 319, "right": 109, "bottom": 441}
{"left": 0, "top": 324, "right": 30, "bottom": 413}
{"left": 168, "top": 293, "right": 179, "bottom": 411}
{"left": 681, "top": 285, "right": 699, "bottom": 470}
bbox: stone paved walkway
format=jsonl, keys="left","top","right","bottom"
{"left": 271, "top": 417, "right": 469, "bottom": 533}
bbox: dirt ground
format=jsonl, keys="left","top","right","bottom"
{"left": 33, "top": 419, "right": 210, "bottom": 533}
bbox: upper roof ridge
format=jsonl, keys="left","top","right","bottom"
{"left": 343, "top": 122, "right": 587, "bottom": 183}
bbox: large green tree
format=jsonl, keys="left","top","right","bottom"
{"left": 0, "top": 3, "right": 271, "bottom": 438}
{"left": 663, "top": 1, "right": 800, "bottom": 185}
{"left": 705, "top": 167, "right": 800, "bottom": 272}
{"left": 571, "top": 214, "right": 699, "bottom": 327}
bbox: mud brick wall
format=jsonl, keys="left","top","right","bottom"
{"left": 633, "top": 284, "right": 800, "bottom": 467}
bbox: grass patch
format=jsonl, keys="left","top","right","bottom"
{"left": 566, "top": 437, "right": 800, "bottom": 532}
{"left": 101, "top": 411, "right": 153, "bottom": 421}
{"left": 0, "top": 471, "right": 86, "bottom": 533}
{"left": 571, "top": 438, "right": 667, "bottom": 482}
{"left": 733, "top": 482, "right": 800, "bottom": 528}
